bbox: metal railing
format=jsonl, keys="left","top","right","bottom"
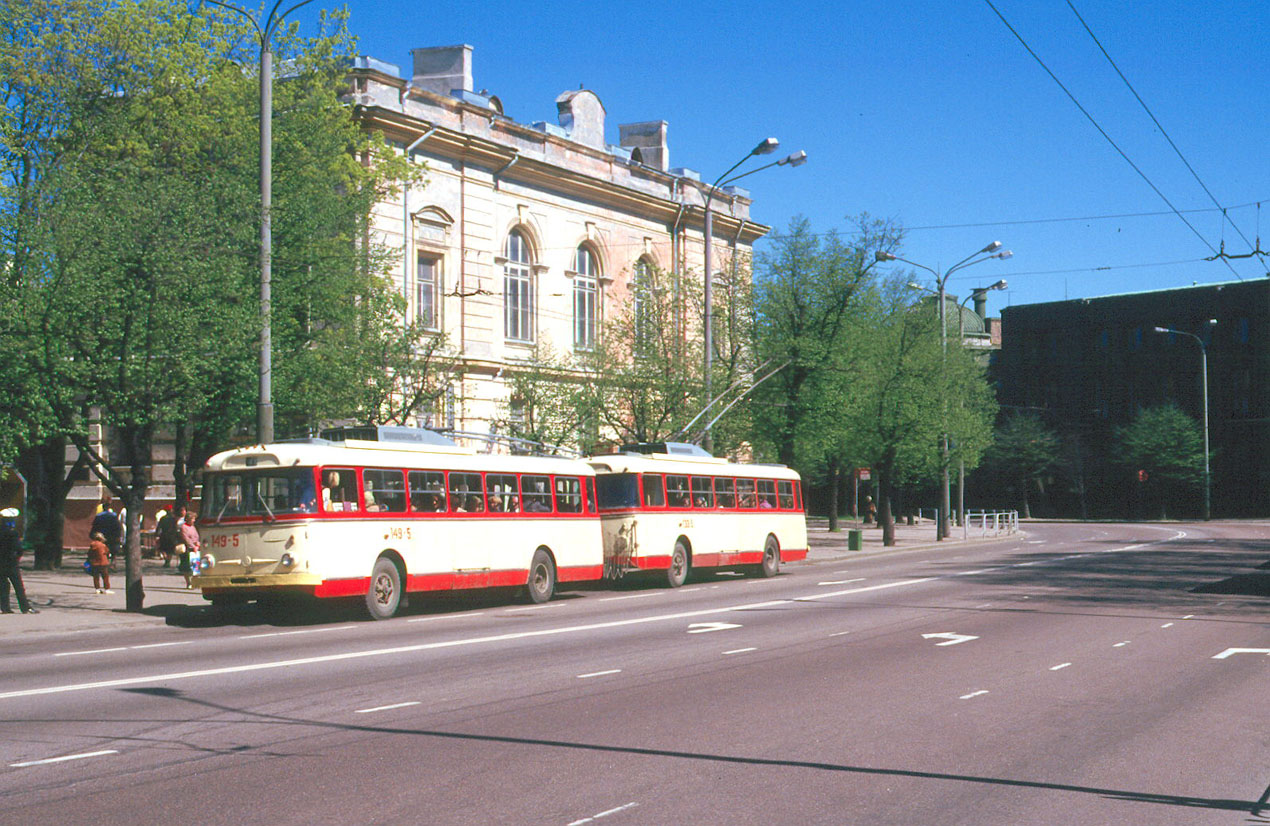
{"left": 963, "top": 509, "right": 1019, "bottom": 537}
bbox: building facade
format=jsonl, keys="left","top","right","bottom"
{"left": 996, "top": 280, "right": 1270, "bottom": 516}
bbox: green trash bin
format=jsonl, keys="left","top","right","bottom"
{"left": 847, "top": 529, "right": 863, "bottom": 551}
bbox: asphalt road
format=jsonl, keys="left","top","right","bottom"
{"left": 1, "top": 521, "right": 1267, "bottom": 825}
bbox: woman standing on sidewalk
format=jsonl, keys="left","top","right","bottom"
{"left": 178, "top": 511, "right": 200, "bottom": 589}
{"left": 87, "top": 532, "right": 114, "bottom": 594}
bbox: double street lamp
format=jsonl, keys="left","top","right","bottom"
{"left": 876, "top": 242, "right": 1012, "bottom": 539}
{"left": 1152, "top": 323, "right": 1215, "bottom": 520}
{"left": 701, "top": 140, "right": 807, "bottom": 451}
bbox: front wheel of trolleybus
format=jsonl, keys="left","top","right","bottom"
{"left": 365, "top": 556, "right": 404, "bottom": 620}
{"left": 524, "top": 548, "right": 556, "bottom": 604}
{"left": 666, "top": 540, "right": 690, "bottom": 588}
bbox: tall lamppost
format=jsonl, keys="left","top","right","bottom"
{"left": 1153, "top": 322, "right": 1215, "bottom": 520}
{"left": 205, "top": 0, "right": 316, "bottom": 445}
{"left": 700, "top": 140, "right": 807, "bottom": 451}
{"left": 877, "top": 242, "right": 1012, "bottom": 539}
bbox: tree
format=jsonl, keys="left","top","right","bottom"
{"left": 983, "top": 412, "right": 1061, "bottom": 519}
{"left": 494, "top": 343, "right": 590, "bottom": 455}
{"left": 1116, "top": 403, "right": 1204, "bottom": 519}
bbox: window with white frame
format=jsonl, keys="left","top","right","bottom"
{"left": 416, "top": 253, "right": 439, "bottom": 330}
{"left": 504, "top": 230, "right": 534, "bottom": 342}
{"left": 573, "top": 245, "right": 599, "bottom": 350}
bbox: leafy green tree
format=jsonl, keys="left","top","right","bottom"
{"left": 493, "top": 343, "right": 590, "bottom": 455}
{"left": 1116, "top": 403, "right": 1204, "bottom": 519}
{"left": 983, "top": 412, "right": 1061, "bottom": 518}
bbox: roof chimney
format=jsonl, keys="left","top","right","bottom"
{"left": 619, "top": 121, "right": 669, "bottom": 171}
{"left": 410, "top": 44, "right": 473, "bottom": 96}
{"left": 556, "top": 89, "right": 606, "bottom": 150}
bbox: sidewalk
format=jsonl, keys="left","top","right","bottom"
{"left": 1, "top": 519, "right": 1019, "bottom": 641}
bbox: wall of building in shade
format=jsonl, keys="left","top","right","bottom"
{"left": 995, "top": 279, "right": 1270, "bottom": 517}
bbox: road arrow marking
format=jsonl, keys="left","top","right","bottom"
{"left": 688, "top": 622, "right": 742, "bottom": 634}
{"left": 923, "top": 632, "right": 979, "bottom": 647}
{"left": 1212, "top": 648, "right": 1270, "bottom": 659}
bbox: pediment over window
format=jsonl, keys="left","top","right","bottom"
{"left": 412, "top": 205, "right": 455, "bottom": 243}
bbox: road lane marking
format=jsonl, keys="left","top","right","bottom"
{"left": 10, "top": 750, "right": 118, "bottom": 768}
{"left": 577, "top": 669, "right": 621, "bottom": 679}
{"left": 723, "top": 648, "right": 757, "bottom": 655}
{"left": 1161, "top": 623, "right": 1174, "bottom": 628}
{"left": 959, "top": 690, "right": 989, "bottom": 700}
{"left": 1050, "top": 663, "right": 1071, "bottom": 671}
{"left": 818, "top": 578, "right": 865, "bottom": 586}
{"left": 568, "top": 801, "right": 639, "bottom": 825}
{"left": 828, "top": 631, "right": 852, "bottom": 637}
{"left": 354, "top": 701, "right": 421, "bottom": 714}
{"left": 1113, "top": 641, "right": 1130, "bottom": 648}
{"left": 598, "top": 593, "right": 664, "bottom": 602}
{"left": 922, "top": 632, "right": 979, "bottom": 647}
{"left": 130, "top": 641, "right": 194, "bottom": 650}
{"left": 240, "top": 626, "right": 358, "bottom": 639}
{"left": 505, "top": 603, "right": 566, "bottom": 612}
{"left": 1182, "top": 615, "right": 1194, "bottom": 619}
{"left": 688, "top": 622, "right": 742, "bottom": 634}
{"left": 1212, "top": 648, "right": 1270, "bottom": 659}
{"left": 407, "top": 611, "right": 486, "bottom": 623}
{"left": 55, "top": 648, "right": 129, "bottom": 658}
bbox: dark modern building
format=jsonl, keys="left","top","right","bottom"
{"left": 996, "top": 279, "right": 1270, "bottom": 517}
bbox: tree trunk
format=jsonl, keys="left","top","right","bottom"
{"left": 20, "top": 437, "right": 69, "bottom": 570}
{"left": 827, "top": 459, "right": 840, "bottom": 532}
{"left": 878, "top": 460, "right": 896, "bottom": 546}
{"left": 120, "top": 424, "right": 154, "bottom": 613}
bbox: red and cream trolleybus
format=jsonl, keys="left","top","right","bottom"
{"left": 589, "top": 442, "right": 808, "bottom": 586}
{"left": 194, "top": 426, "right": 603, "bottom": 619}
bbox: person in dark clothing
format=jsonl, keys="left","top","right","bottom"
{"left": 157, "top": 504, "right": 185, "bottom": 567}
{"left": 0, "top": 508, "right": 37, "bottom": 614}
{"left": 90, "top": 500, "right": 123, "bottom": 562}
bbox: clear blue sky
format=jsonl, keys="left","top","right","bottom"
{"left": 323, "top": 0, "right": 1268, "bottom": 317}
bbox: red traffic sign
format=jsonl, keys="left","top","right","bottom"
{"left": 857, "top": 468, "right": 871, "bottom": 481}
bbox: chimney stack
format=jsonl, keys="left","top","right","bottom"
{"left": 410, "top": 44, "right": 473, "bottom": 96}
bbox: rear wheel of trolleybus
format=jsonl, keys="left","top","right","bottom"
{"left": 755, "top": 534, "right": 780, "bottom": 578}
{"left": 366, "top": 556, "right": 404, "bottom": 620}
{"left": 524, "top": 548, "right": 556, "bottom": 604}
{"left": 666, "top": 540, "right": 690, "bottom": 588}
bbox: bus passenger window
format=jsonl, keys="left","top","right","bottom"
{"left": 364, "top": 469, "right": 407, "bottom": 513}
{"left": 666, "top": 475, "right": 691, "bottom": 508}
{"left": 449, "top": 472, "right": 484, "bottom": 513}
{"left": 737, "top": 478, "right": 757, "bottom": 509}
{"left": 522, "top": 475, "right": 553, "bottom": 513}
{"left": 554, "top": 476, "right": 582, "bottom": 513}
{"left": 777, "top": 480, "right": 796, "bottom": 510}
{"left": 641, "top": 474, "right": 666, "bottom": 508}
{"left": 690, "top": 476, "right": 713, "bottom": 509}
{"left": 486, "top": 474, "right": 519, "bottom": 513}
{"left": 714, "top": 477, "right": 736, "bottom": 509}
{"left": 757, "top": 479, "right": 778, "bottom": 509}
{"left": 322, "top": 469, "right": 357, "bottom": 512}
{"left": 409, "top": 471, "right": 445, "bottom": 512}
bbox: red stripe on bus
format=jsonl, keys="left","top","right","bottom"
{"left": 780, "top": 548, "right": 808, "bottom": 562}
{"left": 557, "top": 564, "right": 604, "bottom": 583}
{"left": 630, "top": 555, "right": 672, "bottom": 570}
{"left": 314, "top": 578, "right": 371, "bottom": 598}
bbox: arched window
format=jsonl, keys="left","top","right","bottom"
{"left": 504, "top": 230, "right": 534, "bottom": 342}
{"left": 573, "top": 245, "right": 599, "bottom": 350}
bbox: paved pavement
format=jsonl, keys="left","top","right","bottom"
{"left": 0, "top": 517, "right": 1017, "bottom": 640}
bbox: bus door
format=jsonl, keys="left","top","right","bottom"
{"left": 447, "top": 471, "right": 489, "bottom": 587}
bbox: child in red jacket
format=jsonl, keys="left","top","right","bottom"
{"left": 88, "top": 532, "right": 113, "bottom": 594}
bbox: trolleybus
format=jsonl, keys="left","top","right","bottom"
{"left": 589, "top": 442, "right": 808, "bottom": 586}
{"left": 194, "top": 426, "right": 603, "bottom": 619}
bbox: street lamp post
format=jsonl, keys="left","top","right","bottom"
{"left": 205, "top": 0, "right": 316, "bottom": 445}
{"left": 877, "top": 243, "right": 1012, "bottom": 539}
{"left": 1153, "top": 323, "right": 1215, "bottom": 520}
{"left": 700, "top": 140, "right": 806, "bottom": 451}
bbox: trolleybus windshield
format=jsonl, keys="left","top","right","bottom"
{"left": 203, "top": 468, "right": 317, "bottom": 520}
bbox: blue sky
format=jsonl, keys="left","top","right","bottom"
{"left": 324, "top": 0, "right": 1268, "bottom": 317}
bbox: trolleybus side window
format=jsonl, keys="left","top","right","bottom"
{"left": 666, "top": 475, "right": 691, "bottom": 508}
{"left": 795, "top": 480, "right": 804, "bottom": 510}
{"left": 777, "top": 480, "right": 796, "bottom": 510}
{"left": 596, "top": 473, "right": 638, "bottom": 510}
{"left": 486, "top": 474, "right": 520, "bottom": 513}
{"left": 737, "top": 478, "right": 757, "bottom": 509}
{"left": 449, "top": 472, "right": 484, "bottom": 513}
{"left": 408, "top": 471, "right": 446, "bottom": 512}
{"left": 641, "top": 474, "right": 665, "bottom": 508}
{"left": 555, "top": 476, "right": 583, "bottom": 513}
{"left": 522, "top": 475, "right": 553, "bottom": 513}
{"left": 691, "top": 476, "right": 713, "bottom": 509}
{"left": 713, "top": 477, "right": 737, "bottom": 509}
{"left": 364, "top": 469, "right": 407, "bottom": 513}
{"left": 586, "top": 476, "right": 598, "bottom": 514}
{"left": 757, "top": 479, "right": 778, "bottom": 509}
{"left": 321, "top": 468, "right": 358, "bottom": 512}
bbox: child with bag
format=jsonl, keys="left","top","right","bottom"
{"left": 87, "top": 532, "right": 114, "bottom": 594}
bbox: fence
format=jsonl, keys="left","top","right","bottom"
{"left": 963, "top": 509, "right": 1019, "bottom": 537}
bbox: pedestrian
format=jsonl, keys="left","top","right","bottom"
{"left": 0, "top": 507, "right": 38, "bottom": 614}
{"left": 87, "top": 532, "right": 114, "bottom": 594}
{"left": 178, "top": 511, "right": 200, "bottom": 589}
{"left": 863, "top": 495, "right": 876, "bottom": 525}
{"left": 90, "top": 499, "right": 123, "bottom": 564}
{"left": 156, "top": 503, "right": 185, "bottom": 568}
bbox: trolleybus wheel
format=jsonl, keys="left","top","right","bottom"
{"left": 524, "top": 549, "right": 556, "bottom": 604}
{"left": 667, "top": 541, "right": 689, "bottom": 588}
{"left": 757, "top": 535, "right": 780, "bottom": 578}
{"left": 366, "top": 557, "right": 402, "bottom": 620}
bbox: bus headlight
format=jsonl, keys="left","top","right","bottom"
{"left": 199, "top": 554, "right": 216, "bottom": 572}
{"left": 280, "top": 553, "right": 295, "bottom": 568}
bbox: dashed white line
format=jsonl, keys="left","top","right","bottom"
{"left": 960, "top": 690, "right": 989, "bottom": 700}
{"left": 407, "top": 611, "right": 485, "bottom": 623}
{"left": 1182, "top": 615, "right": 1194, "bottom": 619}
{"left": 240, "top": 626, "right": 358, "bottom": 639}
{"left": 1113, "top": 641, "right": 1130, "bottom": 648}
{"left": 568, "top": 801, "right": 639, "bottom": 825}
{"left": 577, "top": 669, "right": 622, "bottom": 679}
{"left": 10, "top": 749, "right": 118, "bottom": 768}
{"left": 504, "top": 603, "right": 566, "bottom": 612}
{"left": 723, "top": 648, "right": 757, "bottom": 655}
{"left": 818, "top": 578, "right": 865, "bottom": 586}
{"left": 130, "top": 641, "right": 194, "bottom": 650}
{"left": 598, "top": 592, "right": 664, "bottom": 602}
{"left": 55, "top": 647, "right": 128, "bottom": 658}
{"left": 828, "top": 631, "right": 852, "bottom": 637}
{"left": 354, "top": 701, "right": 421, "bottom": 714}
{"left": 1050, "top": 663, "right": 1072, "bottom": 671}
{"left": 1161, "top": 622, "right": 1174, "bottom": 628}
